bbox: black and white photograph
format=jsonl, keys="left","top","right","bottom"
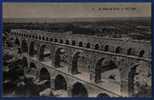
{"left": 3, "top": 3, "right": 152, "bottom": 97}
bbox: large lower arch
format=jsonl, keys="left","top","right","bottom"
{"left": 71, "top": 52, "right": 80, "bottom": 74}
{"left": 39, "top": 68, "right": 50, "bottom": 82}
{"left": 128, "top": 63, "right": 151, "bottom": 96}
{"left": 54, "top": 48, "right": 65, "bottom": 68}
{"left": 55, "top": 75, "right": 67, "bottom": 90}
{"left": 14, "top": 38, "right": 20, "bottom": 47}
{"left": 21, "top": 39, "right": 28, "bottom": 53}
{"left": 29, "top": 41, "right": 38, "bottom": 57}
{"left": 71, "top": 52, "right": 89, "bottom": 75}
{"left": 38, "top": 68, "right": 51, "bottom": 94}
{"left": 95, "top": 58, "right": 118, "bottom": 83}
{"left": 39, "top": 45, "right": 51, "bottom": 62}
{"left": 71, "top": 82, "right": 88, "bottom": 97}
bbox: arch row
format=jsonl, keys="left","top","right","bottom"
{"left": 18, "top": 50, "right": 150, "bottom": 97}
{"left": 15, "top": 39, "right": 135, "bottom": 84}
{"left": 38, "top": 68, "right": 112, "bottom": 97}
{"left": 12, "top": 36, "right": 150, "bottom": 96}
{"left": 12, "top": 32, "right": 146, "bottom": 57}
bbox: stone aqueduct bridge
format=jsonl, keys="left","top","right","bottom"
{"left": 9, "top": 29, "right": 151, "bottom": 97}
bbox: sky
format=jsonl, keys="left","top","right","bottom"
{"left": 3, "top": 3, "right": 151, "bottom": 19}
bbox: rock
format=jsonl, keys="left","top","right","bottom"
{"left": 39, "top": 88, "right": 54, "bottom": 96}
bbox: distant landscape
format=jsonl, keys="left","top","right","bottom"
{"left": 4, "top": 17, "right": 151, "bottom": 41}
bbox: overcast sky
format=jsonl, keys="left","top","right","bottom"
{"left": 3, "top": 3, "right": 151, "bottom": 18}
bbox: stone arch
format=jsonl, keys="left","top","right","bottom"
{"left": 54, "top": 38, "right": 58, "bottom": 42}
{"left": 97, "top": 93, "right": 110, "bottom": 97}
{"left": 21, "top": 39, "right": 28, "bottom": 53}
{"left": 65, "top": 40, "right": 69, "bottom": 44}
{"left": 29, "top": 35, "right": 32, "bottom": 38}
{"left": 55, "top": 74, "right": 67, "bottom": 90}
{"left": 72, "top": 51, "right": 89, "bottom": 75}
{"left": 54, "top": 48, "right": 65, "bottom": 68}
{"left": 95, "top": 58, "right": 118, "bottom": 83}
{"left": 39, "top": 68, "right": 51, "bottom": 88}
{"left": 32, "top": 35, "right": 35, "bottom": 38}
{"left": 72, "top": 40, "right": 76, "bottom": 46}
{"left": 95, "top": 44, "right": 99, "bottom": 50}
{"left": 115, "top": 46, "right": 122, "bottom": 53}
{"left": 86, "top": 43, "right": 91, "bottom": 48}
{"left": 127, "top": 48, "right": 133, "bottom": 55}
{"left": 29, "top": 41, "right": 38, "bottom": 57}
{"left": 104, "top": 45, "right": 109, "bottom": 51}
{"left": 42, "top": 36, "right": 45, "bottom": 40}
{"left": 39, "top": 35, "right": 41, "bottom": 40}
{"left": 14, "top": 38, "right": 20, "bottom": 47}
{"left": 71, "top": 52, "right": 81, "bottom": 74}
{"left": 138, "top": 50, "right": 145, "bottom": 57}
{"left": 50, "top": 38, "right": 53, "bottom": 41}
{"left": 79, "top": 41, "right": 83, "bottom": 47}
{"left": 60, "top": 39, "right": 63, "bottom": 43}
{"left": 39, "top": 68, "right": 50, "bottom": 81}
{"left": 71, "top": 82, "right": 88, "bottom": 97}
{"left": 39, "top": 45, "right": 51, "bottom": 62}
